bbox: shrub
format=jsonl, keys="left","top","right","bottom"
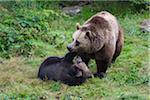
{"left": 0, "top": 2, "right": 68, "bottom": 58}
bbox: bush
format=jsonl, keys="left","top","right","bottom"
{"left": 0, "top": 2, "right": 68, "bottom": 58}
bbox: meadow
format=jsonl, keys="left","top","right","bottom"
{"left": 0, "top": 1, "right": 149, "bottom": 100}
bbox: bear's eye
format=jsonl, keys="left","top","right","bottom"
{"left": 75, "top": 40, "right": 80, "bottom": 46}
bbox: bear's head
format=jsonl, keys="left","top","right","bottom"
{"left": 67, "top": 23, "right": 105, "bottom": 54}
{"left": 72, "top": 56, "right": 93, "bottom": 78}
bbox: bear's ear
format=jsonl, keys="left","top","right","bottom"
{"left": 76, "top": 23, "right": 81, "bottom": 30}
{"left": 85, "top": 31, "right": 92, "bottom": 40}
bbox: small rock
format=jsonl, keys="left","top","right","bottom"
{"left": 140, "top": 19, "right": 150, "bottom": 33}
{"left": 0, "top": 60, "right": 4, "bottom": 64}
{"left": 63, "top": 6, "right": 81, "bottom": 16}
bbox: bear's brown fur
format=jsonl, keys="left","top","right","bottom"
{"left": 67, "top": 11, "right": 124, "bottom": 78}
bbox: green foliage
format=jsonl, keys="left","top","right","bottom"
{"left": 118, "top": 94, "right": 147, "bottom": 100}
{"left": 130, "top": 0, "right": 149, "bottom": 4}
{"left": 50, "top": 82, "right": 61, "bottom": 92}
{"left": 0, "top": 2, "right": 68, "bottom": 58}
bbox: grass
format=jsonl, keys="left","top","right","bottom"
{"left": 0, "top": 1, "right": 149, "bottom": 100}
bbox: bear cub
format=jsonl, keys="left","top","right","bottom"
{"left": 38, "top": 52, "right": 92, "bottom": 86}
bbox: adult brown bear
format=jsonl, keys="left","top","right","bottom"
{"left": 67, "top": 11, "right": 124, "bottom": 78}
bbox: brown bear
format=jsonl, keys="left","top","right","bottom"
{"left": 38, "top": 52, "right": 93, "bottom": 86}
{"left": 67, "top": 11, "right": 124, "bottom": 78}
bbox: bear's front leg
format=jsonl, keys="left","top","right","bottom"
{"left": 94, "top": 59, "right": 111, "bottom": 78}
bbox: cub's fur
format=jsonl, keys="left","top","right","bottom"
{"left": 38, "top": 52, "right": 92, "bottom": 86}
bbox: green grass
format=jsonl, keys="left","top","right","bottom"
{"left": 0, "top": 1, "right": 149, "bottom": 100}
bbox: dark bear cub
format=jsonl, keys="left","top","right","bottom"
{"left": 38, "top": 52, "right": 92, "bottom": 86}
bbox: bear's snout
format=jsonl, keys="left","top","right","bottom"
{"left": 67, "top": 45, "right": 73, "bottom": 51}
